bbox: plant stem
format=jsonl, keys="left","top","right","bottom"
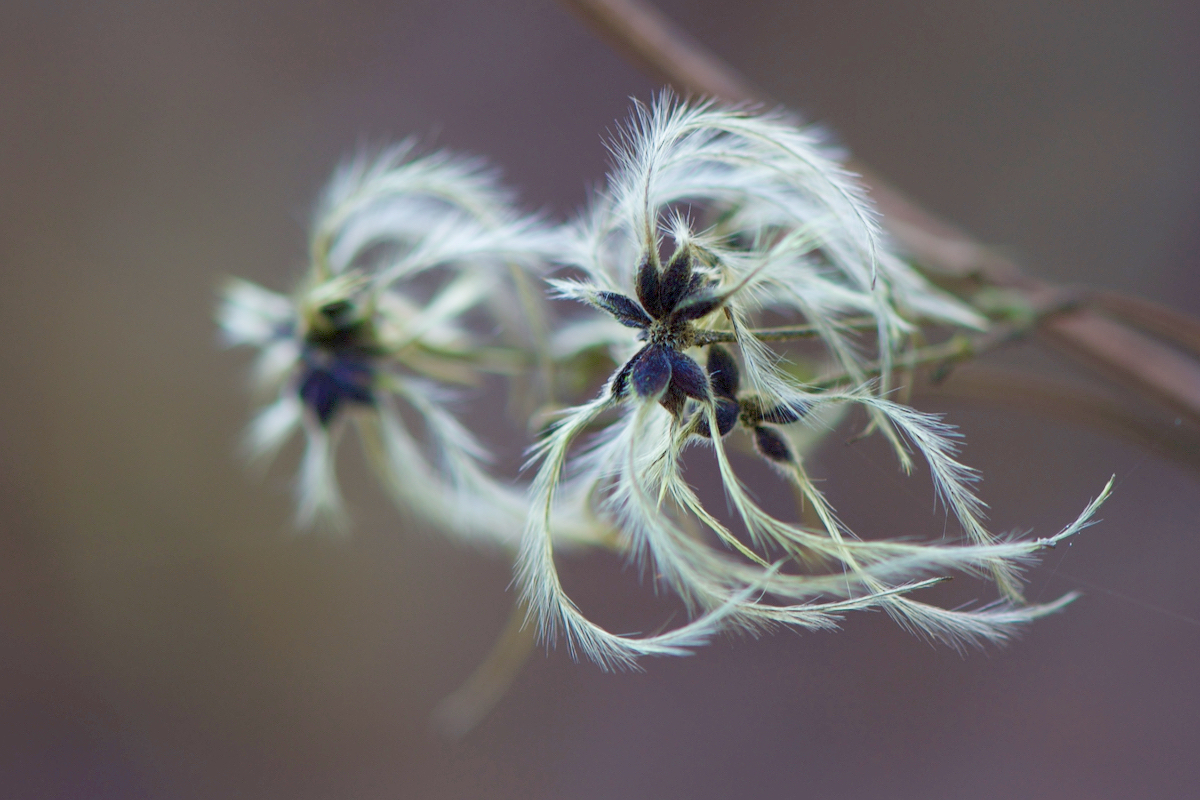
{"left": 430, "top": 599, "right": 537, "bottom": 739}
{"left": 919, "top": 365, "right": 1200, "bottom": 474}
{"left": 694, "top": 316, "right": 880, "bottom": 346}
{"left": 557, "top": 0, "right": 1200, "bottom": 427}
{"left": 811, "top": 336, "right": 978, "bottom": 391}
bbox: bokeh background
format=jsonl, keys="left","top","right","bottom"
{"left": 2, "top": 1, "right": 1199, "bottom": 798}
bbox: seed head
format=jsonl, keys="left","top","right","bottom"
{"left": 219, "top": 143, "right": 586, "bottom": 545}
{"left": 519, "top": 96, "right": 1109, "bottom": 670}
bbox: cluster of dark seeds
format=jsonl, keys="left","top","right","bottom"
{"left": 593, "top": 249, "right": 724, "bottom": 416}
{"left": 694, "top": 345, "right": 806, "bottom": 464}
{"left": 589, "top": 248, "right": 807, "bottom": 466}
{"left": 299, "top": 300, "right": 380, "bottom": 425}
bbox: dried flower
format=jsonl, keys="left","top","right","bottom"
{"left": 519, "top": 96, "right": 1111, "bottom": 669}
{"left": 218, "top": 142, "right": 595, "bottom": 546}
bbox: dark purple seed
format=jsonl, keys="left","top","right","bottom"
{"left": 333, "top": 375, "right": 374, "bottom": 406}
{"left": 595, "top": 291, "right": 652, "bottom": 328}
{"left": 329, "top": 352, "right": 372, "bottom": 378}
{"left": 635, "top": 257, "right": 663, "bottom": 318}
{"left": 705, "top": 345, "right": 740, "bottom": 399}
{"left": 658, "top": 251, "right": 693, "bottom": 312}
{"left": 299, "top": 365, "right": 374, "bottom": 425}
{"left": 631, "top": 344, "right": 672, "bottom": 398}
{"left": 610, "top": 346, "right": 646, "bottom": 399}
{"left": 715, "top": 396, "right": 740, "bottom": 436}
{"left": 660, "top": 383, "right": 687, "bottom": 418}
{"left": 299, "top": 369, "right": 342, "bottom": 425}
{"left": 668, "top": 351, "right": 710, "bottom": 401}
{"left": 298, "top": 344, "right": 378, "bottom": 425}
{"left": 754, "top": 426, "right": 793, "bottom": 463}
{"left": 693, "top": 397, "right": 740, "bottom": 439}
{"left": 672, "top": 292, "right": 724, "bottom": 322}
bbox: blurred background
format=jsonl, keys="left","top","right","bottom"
{"left": 2, "top": 1, "right": 1198, "bottom": 797}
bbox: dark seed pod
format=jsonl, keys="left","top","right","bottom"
{"left": 632, "top": 344, "right": 672, "bottom": 398}
{"left": 635, "top": 257, "right": 663, "bottom": 318}
{"left": 693, "top": 397, "right": 740, "bottom": 439}
{"left": 595, "top": 291, "right": 652, "bottom": 329}
{"left": 660, "top": 383, "right": 687, "bottom": 418}
{"left": 300, "top": 369, "right": 342, "bottom": 424}
{"left": 671, "top": 292, "right": 724, "bottom": 323}
{"left": 610, "top": 347, "right": 645, "bottom": 399}
{"left": 706, "top": 345, "right": 740, "bottom": 400}
{"left": 714, "top": 396, "right": 740, "bottom": 436}
{"left": 668, "top": 351, "right": 710, "bottom": 401}
{"left": 299, "top": 353, "right": 375, "bottom": 425}
{"left": 753, "top": 425, "right": 793, "bottom": 464}
{"left": 658, "top": 250, "right": 693, "bottom": 312}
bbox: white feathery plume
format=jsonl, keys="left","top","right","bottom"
{"left": 521, "top": 95, "right": 1110, "bottom": 668}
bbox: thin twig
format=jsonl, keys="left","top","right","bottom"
{"left": 1038, "top": 310, "right": 1200, "bottom": 422}
{"left": 919, "top": 365, "right": 1200, "bottom": 474}
{"left": 1088, "top": 290, "right": 1200, "bottom": 358}
{"left": 558, "top": 0, "right": 1200, "bottom": 426}
{"left": 560, "top": 0, "right": 766, "bottom": 104}
{"left": 812, "top": 333, "right": 984, "bottom": 390}
{"left": 694, "top": 315, "right": 880, "bottom": 346}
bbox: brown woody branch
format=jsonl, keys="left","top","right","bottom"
{"left": 920, "top": 365, "right": 1200, "bottom": 474}
{"left": 559, "top": 0, "right": 1200, "bottom": 426}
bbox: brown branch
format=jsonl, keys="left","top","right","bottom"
{"left": 559, "top": 0, "right": 1200, "bottom": 426}
{"left": 1088, "top": 290, "right": 1200, "bottom": 359}
{"left": 560, "top": 0, "right": 766, "bottom": 104}
{"left": 919, "top": 365, "right": 1200, "bottom": 474}
{"left": 1039, "top": 310, "right": 1200, "bottom": 422}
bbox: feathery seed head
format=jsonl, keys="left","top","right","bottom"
{"left": 518, "top": 95, "right": 1109, "bottom": 670}
{"left": 219, "top": 143, "right": 577, "bottom": 544}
